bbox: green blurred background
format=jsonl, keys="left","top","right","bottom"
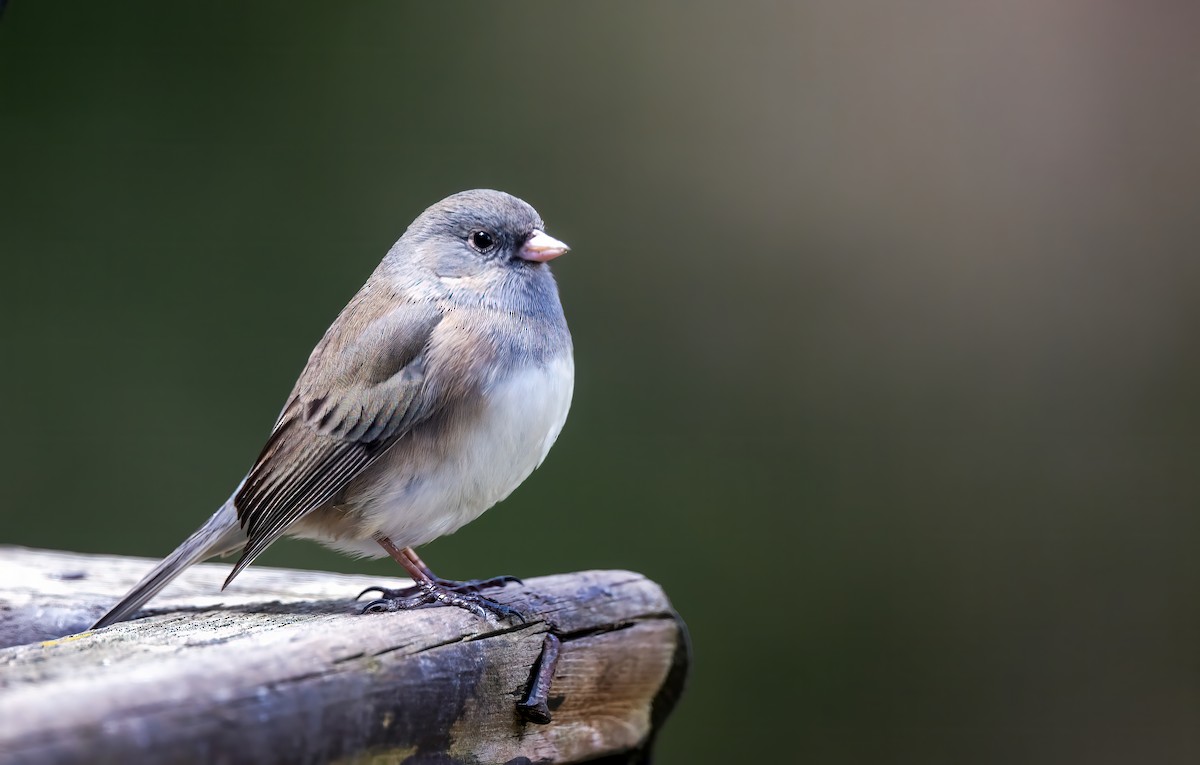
{"left": 3, "top": 2, "right": 1199, "bottom": 762}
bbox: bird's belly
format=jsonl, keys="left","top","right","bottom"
{"left": 300, "top": 354, "right": 574, "bottom": 556}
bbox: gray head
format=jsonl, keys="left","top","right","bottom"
{"left": 389, "top": 190, "right": 569, "bottom": 282}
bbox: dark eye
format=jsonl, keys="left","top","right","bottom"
{"left": 469, "top": 230, "right": 495, "bottom": 252}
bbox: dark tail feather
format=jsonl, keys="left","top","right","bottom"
{"left": 91, "top": 500, "right": 244, "bottom": 629}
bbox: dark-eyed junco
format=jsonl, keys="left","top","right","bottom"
{"left": 93, "top": 190, "right": 573, "bottom": 628}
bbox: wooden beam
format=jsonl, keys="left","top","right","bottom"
{"left": 0, "top": 546, "right": 688, "bottom": 764}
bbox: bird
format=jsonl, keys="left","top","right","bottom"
{"left": 91, "top": 189, "right": 573, "bottom": 629}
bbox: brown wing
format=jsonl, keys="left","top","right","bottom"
{"left": 225, "top": 296, "right": 443, "bottom": 585}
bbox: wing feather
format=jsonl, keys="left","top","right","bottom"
{"left": 224, "top": 297, "right": 443, "bottom": 585}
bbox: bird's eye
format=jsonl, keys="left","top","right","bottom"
{"left": 469, "top": 230, "right": 495, "bottom": 252}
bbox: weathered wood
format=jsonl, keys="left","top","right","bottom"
{"left": 0, "top": 546, "right": 688, "bottom": 765}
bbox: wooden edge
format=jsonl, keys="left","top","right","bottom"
{"left": 0, "top": 546, "right": 690, "bottom": 765}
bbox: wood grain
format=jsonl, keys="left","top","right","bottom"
{"left": 0, "top": 546, "right": 688, "bottom": 765}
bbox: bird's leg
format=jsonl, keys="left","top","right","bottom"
{"left": 358, "top": 537, "right": 523, "bottom": 622}
{"left": 407, "top": 547, "right": 523, "bottom": 593}
{"left": 357, "top": 544, "right": 521, "bottom": 601}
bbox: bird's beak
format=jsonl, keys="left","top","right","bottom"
{"left": 519, "top": 230, "right": 570, "bottom": 262}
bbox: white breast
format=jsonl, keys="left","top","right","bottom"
{"left": 313, "top": 354, "right": 574, "bottom": 557}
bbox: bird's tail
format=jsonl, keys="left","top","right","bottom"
{"left": 90, "top": 499, "right": 245, "bottom": 629}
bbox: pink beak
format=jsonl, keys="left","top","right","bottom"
{"left": 519, "top": 230, "right": 570, "bottom": 262}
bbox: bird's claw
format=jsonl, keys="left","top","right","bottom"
{"left": 356, "top": 586, "right": 398, "bottom": 601}
{"left": 358, "top": 581, "right": 525, "bottom": 623}
{"left": 356, "top": 574, "right": 519, "bottom": 602}
{"left": 449, "top": 574, "right": 523, "bottom": 593}
{"left": 462, "top": 597, "right": 524, "bottom": 623}
{"left": 361, "top": 598, "right": 395, "bottom": 614}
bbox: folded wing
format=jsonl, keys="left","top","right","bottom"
{"left": 227, "top": 296, "right": 443, "bottom": 585}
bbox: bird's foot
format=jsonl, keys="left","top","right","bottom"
{"left": 359, "top": 580, "right": 525, "bottom": 623}
{"left": 357, "top": 573, "right": 520, "bottom": 602}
